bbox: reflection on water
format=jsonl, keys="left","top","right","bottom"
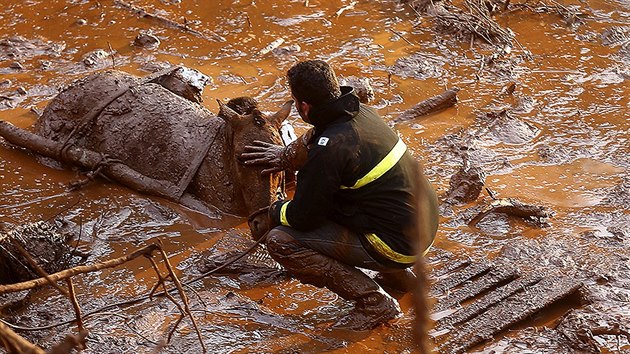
{"left": 1, "top": 0, "right": 629, "bottom": 352}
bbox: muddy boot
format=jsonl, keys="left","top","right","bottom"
{"left": 266, "top": 228, "right": 401, "bottom": 331}
{"left": 374, "top": 268, "right": 417, "bottom": 293}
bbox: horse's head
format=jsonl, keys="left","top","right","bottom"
{"left": 217, "top": 98, "right": 292, "bottom": 240}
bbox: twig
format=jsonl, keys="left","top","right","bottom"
{"left": 244, "top": 13, "right": 252, "bottom": 28}
{"left": 107, "top": 41, "right": 116, "bottom": 69}
{"left": 114, "top": 0, "right": 226, "bottom": 42}
{"left": 147, "top": 256, "right": 188, "bottom": 344}
{"left": 156, "top": 242, "right": 206, "bottom": 352}
{"left": 66, "top": 278, "right": 85, "bottom": 334}
{"left": 390, "top": 28, "right": 417, "bottom": 46}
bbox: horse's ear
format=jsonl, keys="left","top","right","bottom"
{"left": 217, "top": 99, "right": 240, "bottom": 122}
{"left": 269, "top": 100, "right": 293, "bottom": 129}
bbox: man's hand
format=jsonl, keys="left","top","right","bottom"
{"left": 241, "top": 140, "right": 287, "bottom": 174}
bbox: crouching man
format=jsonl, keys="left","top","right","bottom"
{"left": 242, "top": 60, "right": 439, "bottom": 330}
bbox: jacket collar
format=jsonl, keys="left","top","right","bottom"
{"left": 308, "top": 86, "right": 360, "bottom": 131}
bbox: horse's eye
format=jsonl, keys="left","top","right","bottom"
{"left": 254, "top": 116, "right": 266, "bottom": 126}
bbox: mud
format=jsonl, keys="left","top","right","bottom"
{"left": 0, "top": 0, "right": 629, "bottom": 353}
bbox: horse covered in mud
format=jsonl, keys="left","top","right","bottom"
{"left": 2, "top": 67, "right": 290, "bottom": 239}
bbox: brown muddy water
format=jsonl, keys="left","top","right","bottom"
{"left": 0, "top": 0, "right": 628, "bottom": 353}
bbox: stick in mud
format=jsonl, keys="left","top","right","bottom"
{"left": 114, "top": 0, "right": 226, "bottom": 42}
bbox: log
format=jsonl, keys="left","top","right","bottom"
{"left": 392, "top": 87, "right": 459, "bottom": 124}
{"left": 0, "top": 121, "right": 182, "bottom": 201}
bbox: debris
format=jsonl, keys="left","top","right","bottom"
{"left": 431, "top": 260, "right": 492, "bottom": 296}
{"left": 468, "top": 197, "right": 553, "bottom": 227}
{"left": 133, "top": 30, "right": 161, "bottom": 49}
{"left": 81, "top": 49, "right": 110, "bottom": 67}
{"left": 392, "top": 87, "right": 459, "bottom": 123}
{"left": 0, "top": 221, "right": 73, "bottom": 284}
{"left": 444, "top": 162, "right": 485, "bottom": 204}
{"left": 335, "top": 1, "right": 357, "bottom": 18}
{"left": 258, "top": 38, "right": 285, "bottom": 56}
{"left": 435, "top": 274, "right": 543, "bottom": 327}
{"left": 433, "top": 265, "right": 519, "bottom": 312}
{"left": 9, "top": 62, "right": 24, "bottom": 70}
{"left": 114, "top": 0, "right": 226, "bottom": 42}
{"left": 438, "top": 276, "right": 583, "bottom": 353}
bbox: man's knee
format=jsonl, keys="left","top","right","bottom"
{"left": 266, "top": 227, "right": 299, "bottom": 257}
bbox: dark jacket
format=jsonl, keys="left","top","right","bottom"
{"left": 270, "top": 86, "right": 435, "bottom": 262}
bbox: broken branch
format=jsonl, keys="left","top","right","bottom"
{"left": 114, "top": 0, "right": 226, "bottom": 42}
{"left": 0, "top": 243, "right": 160, "bottom": 294}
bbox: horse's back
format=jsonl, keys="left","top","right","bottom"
{"left": 35, "top": 70, "right": 223, "bottom": 187}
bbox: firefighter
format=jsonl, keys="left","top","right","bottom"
{"left": 241, "top": 60, "right": 438, "bottom": 330}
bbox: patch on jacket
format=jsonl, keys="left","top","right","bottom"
{"left": 317, "top": 137, "right": 330, "bottom": 146}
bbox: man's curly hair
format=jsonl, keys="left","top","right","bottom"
{"left": 287, "top": 60, "right": 341, "bottom": 106}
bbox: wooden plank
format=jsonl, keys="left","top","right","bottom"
{"left": 433, "top": 266, "right": 519, "bottom": 312}
{"left": 430, "top": 261, "right": 492, "bottom": 296}
{"left": 438, "top": 276, "right": 583, "bottom": 354}
{"left": 434, "top": 274, "right": 542, "bottom": 328}
{"left": 431, "top": 257, "right": 472, "bottom": 278}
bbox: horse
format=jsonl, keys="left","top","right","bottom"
{"left": 32, "top": 68, "right": 290, "bottom": 239}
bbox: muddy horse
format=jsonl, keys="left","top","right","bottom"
{"left": 0, "top": 68, "right": 291, "bottom": 239}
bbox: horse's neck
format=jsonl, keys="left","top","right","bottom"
{"left": 203, "top": 123, "right": 246, "bottom": 214}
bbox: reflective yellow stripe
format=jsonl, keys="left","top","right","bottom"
{"left": 341, "top": 138, "right": 407, "bottom": 189}
{"left": 365, "top": 233, "right": 416, "bottom": 264}
{"left": 280, "top": 201, "right": 291, "bottom": 227}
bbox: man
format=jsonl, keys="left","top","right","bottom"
{"left": 242, "top": 60, "right": 438, "bottom": 330}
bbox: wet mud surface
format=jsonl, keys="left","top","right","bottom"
{"left": 0, "top": 0, "right": 629, "bottom": 353}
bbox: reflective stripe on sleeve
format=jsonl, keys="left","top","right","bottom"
{"left": 280, "top": 201, "right": 291, "bottom": 227}
{"left": 365, "top": 233, "right": 416, "bottom": 264}
{"left": 341, "top": 138, "right": 407, "bottom": 190}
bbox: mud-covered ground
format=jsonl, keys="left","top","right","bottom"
{"left": 0, "top": 0, "right": 629, "bottom": 353}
